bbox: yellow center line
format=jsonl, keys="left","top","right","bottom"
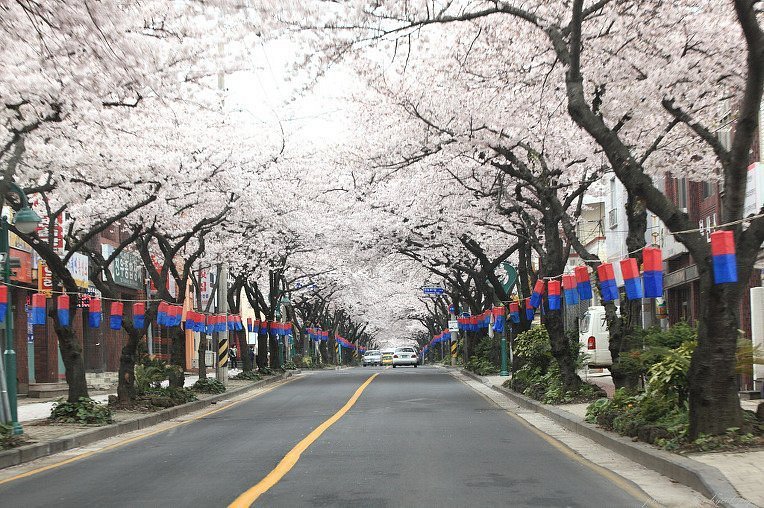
{"left": 0, "top": 377, "right": 300, "bottom": 486}
{"left": 229, "top": 373, "right": 379, "bottom": 508}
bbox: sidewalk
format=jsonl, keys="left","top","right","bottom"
{"left": 476, "top": 371, "right": 763, "bottom": 508}
{"left": 17, "top": 370, "right": 243, "bottom": 423}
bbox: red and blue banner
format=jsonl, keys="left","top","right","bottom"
{"left": 711, "top": 230, "right": 737, "bottom": 284}
{"left": 620, "top": 258, "right": 643, "bottom": 300}
{"left": 57, "top": 294, "right": 70, "bottom": 327}
{"left": 547, "top": 280, "right": 561, "bottom": 310}
{"left": 88, "top": 297, "right": 102, "bottom": 328}
{"left": 133, "top": 302, "right": 145, "bottom": 329}
{"left": 524, "top": 297, "right": 534, "bottom": 321}
{"left": 492, "top": 306, "right": 505, "bottom": 333}
{"left": 509, "top": 302, "right": 520, "bottom": 324}
{"left": 597, "top": 263, "right": 619, "bottom": 302}
{"left": 31, "top": 293, "right": 46, "bottom": 325}
{"left": 575, "top": 265, "right": 593, "bottom": 300}
{"left": 563, "top": 275, "right": 579, "bottom": 306}
{"left": 642, "top": 247, "right": 663, "bottom": 298}
{"left": 157, "top": 301, "right": 169, "bottom": 326}
{"left": 110, "top": 302, "right": 123, "bottom": 330}
{"left": 0, "top": 285, "right": 6, "bottom": 323}
{"left": 530, "top": 279, "right": 545, "bottom": 308}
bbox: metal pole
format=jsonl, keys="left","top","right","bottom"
{"left": 2, "top": 217, "right": 21, "bottom": 434}
{"left": 500, "top": 327, "right": 509, "bottom": 377}
{"left": 450, "top": 331, "right": 457, "bottom": 367}
{"left": 146, "top": 278, "right": 153, "bottom": 357}
{"left": 217, "top": 263, "right": 228, "bottom": 385}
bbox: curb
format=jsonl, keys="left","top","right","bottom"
{"left": 0, "top": 370, "right": 300, "bottom": 471}
{"left": 458, "top": 369, "right": 749, "bottom": 508}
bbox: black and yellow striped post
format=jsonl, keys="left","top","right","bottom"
{"left": 218, "top": 338, "right": 229, "bottom": 369}
{"left": 450, "top": 337, "right": 458, "bottom": 366}
{"left": 335, "top": 342, "right": 340, "bottom": 365}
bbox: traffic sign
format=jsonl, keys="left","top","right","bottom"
{"left": 448, "top": 320, "right": 458, "bottom": 332}
{"left": 422, "top": 287, "right": 444, "bottom": 295}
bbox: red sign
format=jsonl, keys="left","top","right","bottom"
{"left": 38, "top": 261, "right": 53, "bottom": 297}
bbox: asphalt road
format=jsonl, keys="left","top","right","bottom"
{"left": 0, "top": 367, "right": 644, "bottom": 507}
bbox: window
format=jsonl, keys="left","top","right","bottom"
{"left": 608, "top": 178, "right": 618, "bottom": 229}
{"left": 702, "top": 181, "right": 713, "bottom": 199}
{"left": 579, "top": 314, "right": 590, "bottom": 333}
{"left": 677, "top": 178, "right": 688, "bottom": 210}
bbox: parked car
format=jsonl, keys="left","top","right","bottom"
{"left": 362, "top": 350, "right": 381, "bottom": 366}
{"left": 579, "top": 306, "right": 613, "bottom": 367}
{"left": 380, "top": 348, "right": 395, "bottom": 366}
{"left": 392, "top": 347, "right": 418, "bottom": 368}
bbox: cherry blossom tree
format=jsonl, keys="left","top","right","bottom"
{"left": 259, "top": 0, "right": 763, "bottom": 438}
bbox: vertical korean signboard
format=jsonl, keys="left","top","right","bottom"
{"left": 102, "top": 245, "right": 143, "bottom": 290}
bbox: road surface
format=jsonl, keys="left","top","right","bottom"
{"left": 0, "top": 367, "right": 645, "bottom": 507}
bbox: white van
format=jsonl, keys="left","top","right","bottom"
{"left": 579, "top": 306, "right": 612, "bottom": 367}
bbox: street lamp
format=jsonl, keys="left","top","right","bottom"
{"left": 1, "top": 182, "right": 41, "bottom": 435}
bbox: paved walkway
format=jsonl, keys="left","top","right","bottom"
{"left": 480, "top": 372, "right": 764, "bottom": 507}
{"left": 17, "top": 370, "right": 243, "bottom": 423}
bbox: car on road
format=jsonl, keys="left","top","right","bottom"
{"left": 392, "top": 347, "right": 419, "bottom": 368}
{"left": 579, "top": 306, "right": 613, "bottom": 367}
{"left": 380, "top": 348, "right": 395, "bottom": 366}
{"left": 362, "top": 350, "right": 381, "bottom": 366}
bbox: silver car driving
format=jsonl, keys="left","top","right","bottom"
{"left": 362, "top": 350, "right": 382, "bottom": 366}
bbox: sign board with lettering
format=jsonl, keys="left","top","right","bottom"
{"left": 31, "top": 200, "right": 65, "bottom": 255}
{"left": 38, "top": 261, "right": 53, "bottom": 297}
{"left": 199, "top": 269, "right": 215, "bottom": 311}
{"left": 102, "top": 245, "right": 143, "bottom": 290}
{"left": 66, "top": 252, "right": 89, "bottom": 289}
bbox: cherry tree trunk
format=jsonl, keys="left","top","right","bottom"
{"left": 543, "top": 218, "right": 579, "bottom": 391}
{"left": 256, "top": 331, "right": 268, "bottom": 369}
{"left": 168, "top": 327, "right": 185, "bottom": 388}
{"left": 269, "top": 333, "right": 279, "bottom": 368}
{"left": 688, "top": 270, "right": 743, "bottom": 437}
{"left": 56, "top": 326, "right": 89, "bottom": 403}
{"left": 608, "top": 192, "right": 647, "bottom": 390}
{"left": 198, "top": 333, "right": 207, "bottom": 380}
{"left": 116, "top": 330, "right": 143, "bottom": 404}
{"left": 546, "top": 311, "right": 580, "bottom": 392}
{"left": 239, "top": 333, "right": 253, "bottom": 371}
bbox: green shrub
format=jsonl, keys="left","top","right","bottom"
{"left": 514, "top": 326, "right": 552, "bottom": 372}
{"left": 647, "top": 340, "right": 695, "bottom": 404}
{"left": 283, "top": 360, "right": 297, "bottom": 370}
{"left": 138, "top": 387, "right": 197, "bottom": 408}
{"left": 50, "top": 397, "right": 114, "bottom": 425}
{"left": 232, "top": 370, "right": 262, "bottom": 381}
{"left": 644, "top": 322, "right": 697, "bottom": 350}
{"left": 585, "top": 398, "right": 611, "bottom": 423}
{"left": 192, "top": 378, "right": 226, "bottom": 394}
{"left": 585, "top": 386, "right": 694, "bottom": 449}
{"left": 465, "top": 337, "right": 500, "bottom": 375}
{"left": 135, "top": 357, "right": 183, "bottom": 393}
{"left": 0, "top": 423, "right": 28, "bottom": 449}
{"left": 258, "top": 366, "right": 275, "bottom": 376}
{"left": 465, "top": 356, "right": 499, "bottom": 376}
